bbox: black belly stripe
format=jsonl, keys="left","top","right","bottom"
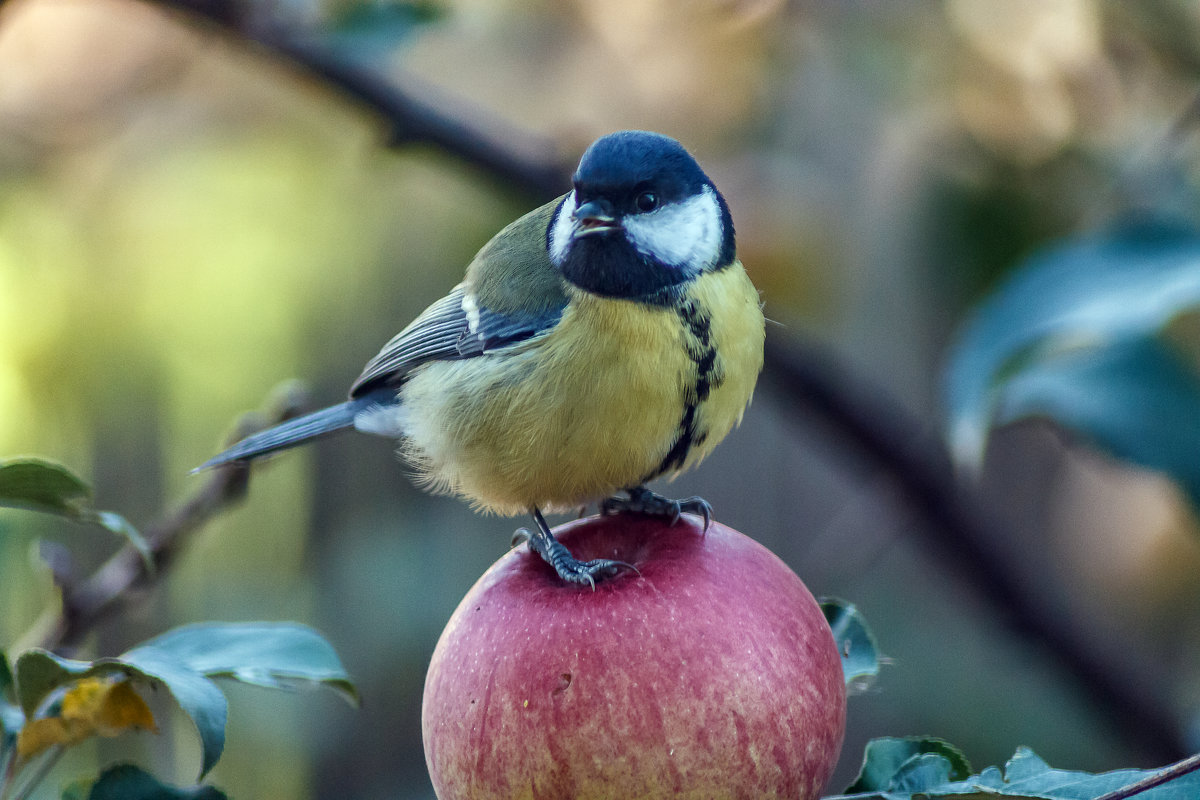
{"left": 645, "top": 298, "right": 725, "bottom": 481}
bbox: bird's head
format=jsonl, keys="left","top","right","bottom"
{"left": 547, "top": 131, "right": 735, "bottom": 301}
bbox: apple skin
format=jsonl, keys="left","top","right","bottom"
{"left": 422, "top": 514, "right": 847, "bottom": 800}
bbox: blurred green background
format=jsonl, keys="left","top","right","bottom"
{"left": 4, "top": 0, "right": 1200, "bottom": 797}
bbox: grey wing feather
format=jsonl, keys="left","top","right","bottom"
{"left": 350, "top": 287, "right": 470, "bottom": 395}
{"left": 197, "top": 283, "right": 564, "bottom": 470}
{"left": 349, "top": 284, "right": 564, "bottom": 398}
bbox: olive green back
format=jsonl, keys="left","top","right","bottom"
{"left": 465, "top": 197, "right": 569, "bottom": 317}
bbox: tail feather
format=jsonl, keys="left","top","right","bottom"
{"left": 195, "top": 394, "right": 389, "bottom": 471}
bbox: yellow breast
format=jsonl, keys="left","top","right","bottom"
{"left": 396, "top": 263, "right": 764, "bottom": 515}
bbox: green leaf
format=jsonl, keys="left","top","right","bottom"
{"left": 321, "top": 1, "right": 441, "bottom": 65}
{"left": 1, "top": 650, "right": 13, "bottom": 703}
{"left": 0, "top": 457, "right": 153, "bottom": 568}
{"left": 14, "top": 622, "right": 354, "bottom": 779}
{"left": 827, "top": 743, "right": 1200, "bottom": 799}
{"left": 0, "top": 458, "right": 90, "bottom": 515}
{"left": 889, "top": 753, "right": 964, "bottom": 794}
{"left": 959, "top": 748, "right": 1200, "bottom": 800}
{"left": 1, "top": 702, "right": 21, "bottom": 739}
{"left": 945, "top": 219, "right": 1200, "bottom": 469}
{"left": 0, "top": 650, "right": 20, "bottom": 740}
{"left": 846, "top": 737, "right": 971, "bottom": 793}
{"left": 1, "top": 692, "right": 21, "bottom": 757}
{"left": 994, "top": 337, "right": 1200, "bottom": 507}
{"left": 14, "top": 649, "right": 90, "bottom": 718}
{"left": 64, "top": 763, "right": 228, "bottom": 800}
{"left": 821, "top": 599, "right": 881, "bottom": 694}
{"left": 14, "top": 648, "right": 227, "bottom": 779}
{"left": 114, "top": 649, "right": 227, "bottom": 779}
{"left": 129, "top": 622, "right": 358, "bottom": 704}
{"left": 61, "top": 781, "right": 89, "bottom": 800}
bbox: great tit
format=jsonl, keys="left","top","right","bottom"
{"left": 199, "top": 130, "right": 765, "bottom": 586}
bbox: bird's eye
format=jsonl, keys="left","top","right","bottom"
{"left": 635, "top": 191, "right": 659, "bottom": 213}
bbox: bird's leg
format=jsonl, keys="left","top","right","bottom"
{"left": 600, "top": 485, "right": 712, "bottom": 531}
{"left": 512, "top": 508, "right": 637, "bottom": 589}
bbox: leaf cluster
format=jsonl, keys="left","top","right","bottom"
{"left": 833, "top": 737, "right": 1200, "bottom": 800}
{"left": 0, "top": 459, "right": 356, "bottom": 800}
{"left": 820, "top": 612, "right": 1200, "bottom": 800}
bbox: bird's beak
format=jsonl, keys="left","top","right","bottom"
{"left": 572, "top": 200, "right": 619, "bottom": 237}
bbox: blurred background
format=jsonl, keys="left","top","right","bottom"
{"left": 3, "top": 0, "right": 1200, "bottom": 797}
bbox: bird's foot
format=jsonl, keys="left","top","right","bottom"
{"left": 513, "top": 509, "right": 638, "bottom": 589}
{"left": 600, "top": 486, "right": 712, "bottom": 531}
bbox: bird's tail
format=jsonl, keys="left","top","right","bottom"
{"left": 195, "top": 393, "right": 388, "bottom": 471}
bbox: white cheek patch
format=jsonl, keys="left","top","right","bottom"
{"left": 547, "top": 191, "right": 577, "bottom": 267}
{"left": 622, "top": 185, "right": 723, "bottom": 271}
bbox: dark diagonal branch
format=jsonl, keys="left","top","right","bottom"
{"left": 762, "top": 334, "right": 1187, "bottom": 762}
{"left": 141, "top": 0, "right": 571, "bottom": 200}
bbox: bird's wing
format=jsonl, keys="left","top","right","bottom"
{"left": 349, "top": 284, "right": 564, "bottom": 398}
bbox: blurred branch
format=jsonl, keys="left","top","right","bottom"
{"left": 137, "top": 0, "right": 572, "bottom": 200}
{"left": 762, "top": 333, "right": 1188, "bottom": 763}
{"left": 27, "top": 386, "right": 308, "bottom": 654}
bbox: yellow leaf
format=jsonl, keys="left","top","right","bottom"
{"left": 17, "top": 717, "right": 76, "bottom": 759}
{"left": 58, "top": 676, "right": 108, "bottom": 719}
{"left": 15, "top": 677, "right": 157, "bottom": 760}
{"left": 89, "top": 679, "right": 157, "bottom": 737}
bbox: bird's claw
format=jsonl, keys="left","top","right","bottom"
{"left": 511, "top": 528, "right": 532, "bottom": 548}
{"left": 554, "top": 557, "right": 638, "bottom": 590}
{"left": 600, "top": 487, "right": 713, "bottom": 531}
{"left": 515, "top": 513, "right": 639, "bottom": 589}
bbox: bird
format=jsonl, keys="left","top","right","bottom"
{"left": 198, "top": 130, "right": 765, "bottom": 587}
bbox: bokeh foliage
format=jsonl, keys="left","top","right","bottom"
{"left": 4, "top": 0, "right": 1200, "bottom": 797}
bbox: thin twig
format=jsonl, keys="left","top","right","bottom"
{"left": 40, "top": 464, "right": 249, "bottom": 652}
{"left": 5, "top": 745, "right": 64, "bottom": 800}
{"left": 29, "top": 386, "right": 309, "bottom": 654}
{"left": 1092, "top": 753, "right": 1200, "bottom": 800}
{"left": 0, "top": 744, "right": 17, "bottom": 800}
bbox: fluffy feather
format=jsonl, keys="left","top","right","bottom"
{"left": 393, "top": 265, "right": 762, "bottom": 514}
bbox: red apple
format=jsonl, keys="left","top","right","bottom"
{"left": 422, "top": 514, "right": 846, "bottom": 799}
